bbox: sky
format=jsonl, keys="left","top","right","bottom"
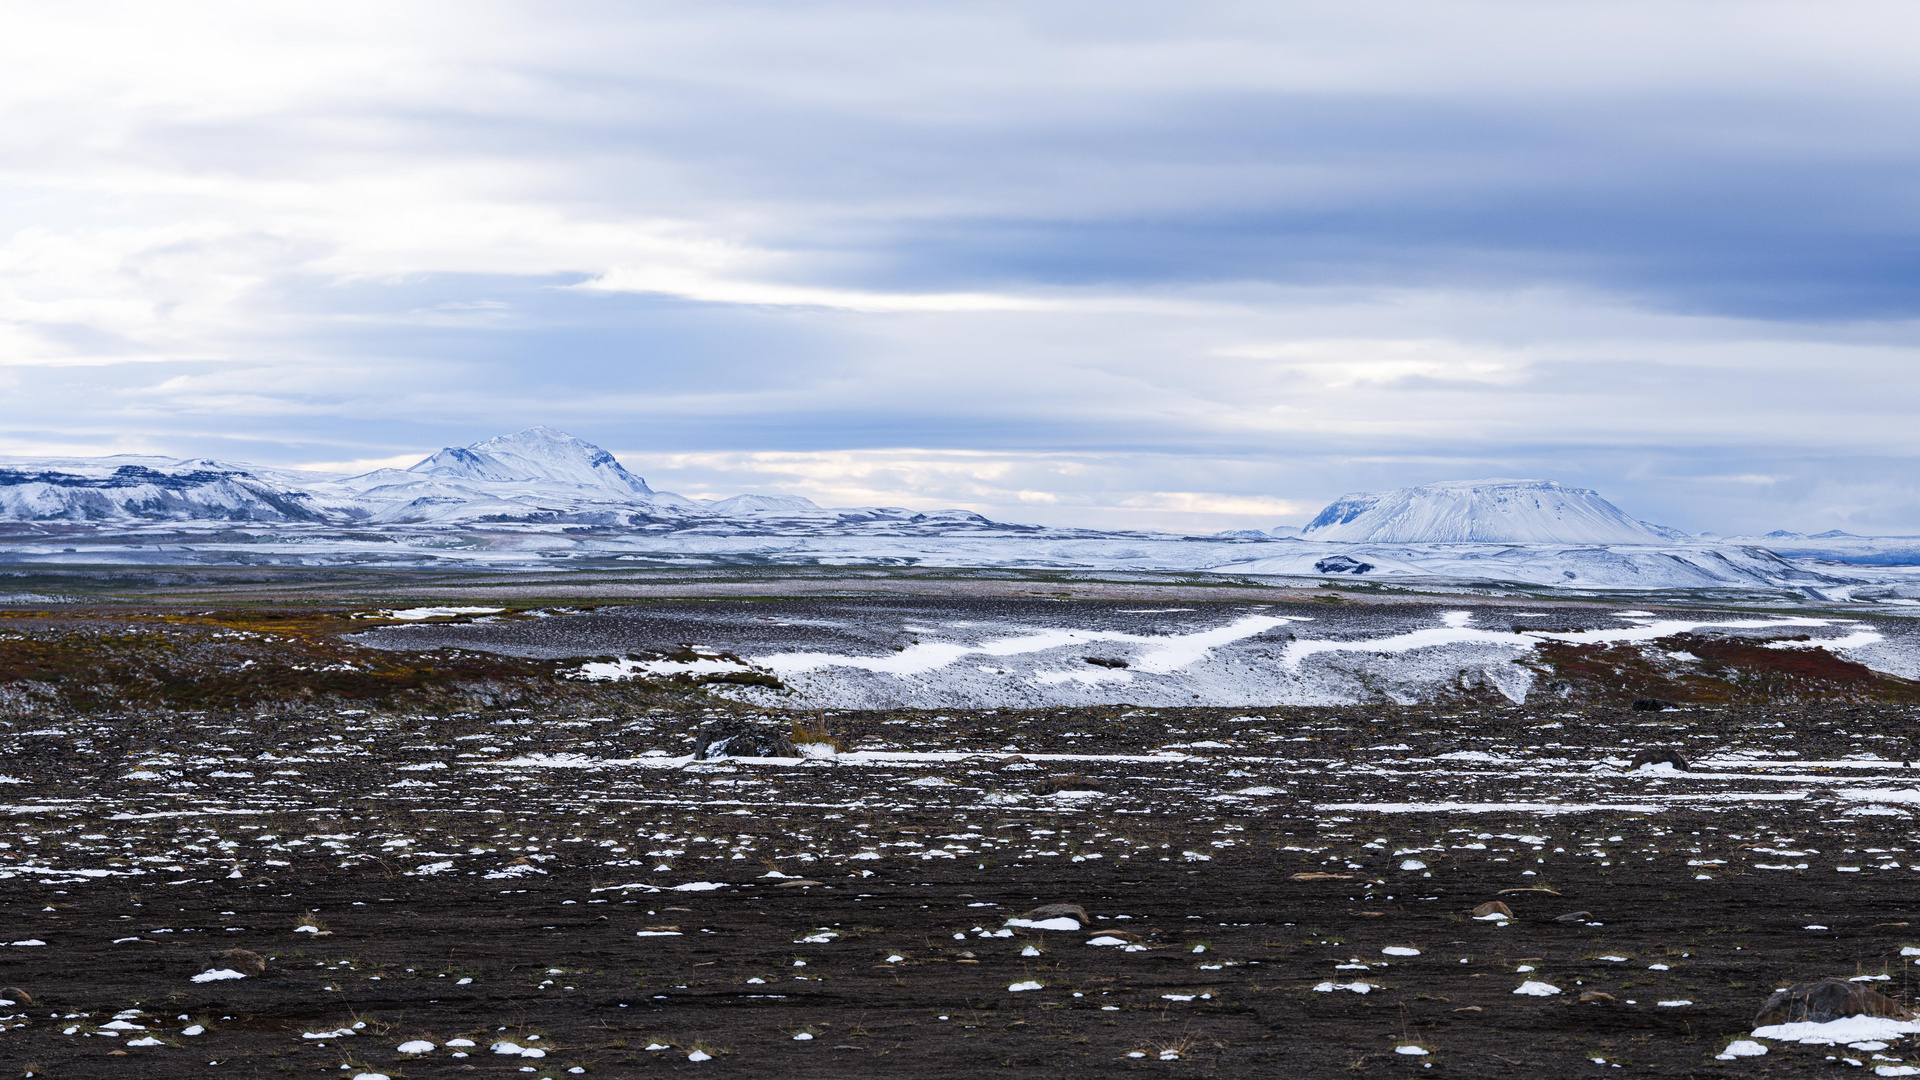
{"left": 3, "top": 1, "right": 1919, "bottom": 535}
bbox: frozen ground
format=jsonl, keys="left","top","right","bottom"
{"left": 9, "top": 521, "right": 1920, "bottom": 595}
{"left": 350, "top": 597, "right": 1920, "bottom": 709}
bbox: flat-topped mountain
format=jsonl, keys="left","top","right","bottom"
{"left": 1300, "top": 478, "right": 1678, "bottom": 544}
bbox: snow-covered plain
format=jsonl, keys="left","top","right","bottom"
{"left": 355, "top": 600, "right": 1920, "bottom": 710}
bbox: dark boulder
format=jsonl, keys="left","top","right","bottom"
{"left": 692, "top": 720, "right": 797, "bottom": 760}
{"left": 1033, "top": 773, "right": 1098, "bottom": 795}
{"left": 1021, "top": 903, "right": 1091, "bottom": 925}
{"left": 1314, "top": 555, "right": 1375, "bottom": 575}
{"left": 1632, "top": 698, "right": 1678, "bottom": 711}
{"left": 1755, "top": 979, "right": 1914, "bottom": 1026}
{"left": 209, "top": 948, "right": 267, "bottom": 976}
{"left": 1631, "top": 748, "right": 1689, "bottom": 770}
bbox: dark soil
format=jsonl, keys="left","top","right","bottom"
{"left": 1, "top": 693, "right": 1918, "bottom": 1077}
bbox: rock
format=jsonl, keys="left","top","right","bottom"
{"left": 1033, "top": 773, "right": 1098, "bottom": 795}
{"left": 208, "top": 948, "right": 266, "bottom": 976}
{"left": 1632, "top": 698, "right": 1678, "bottom": 711}
{"left": 1631, "top": 748, "right": 1689, "bottom": 770}
{"left": 1022, "top": 903, "right": 1091, "bottom": 924}
{"left": 1472, "top": 901, "right": 1514, "bottom": 919}
{"left": 0, "top": 986, "right": 29, "bottom": 1004}
{"left": 1314, "top": 555, "right": 1375, "bottom": 575}
{"left": 1552, "top": 911, "right": 1593, "bottom": 923}
{"left": 1578, "top": 990, "right": 1617, "bottom": 1004}
{"left": 692, "top": 720, "right": 797, "bottom": 760}
{"left": 1754, "top": 979, "right": 1915, "bottom": 1026}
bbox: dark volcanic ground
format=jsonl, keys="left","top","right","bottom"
{"left": 4, "top": 699, "right": 1920, "bottom": 1077}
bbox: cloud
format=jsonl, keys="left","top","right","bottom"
{"left": 2, "top": 2, "right": 1919, "bottom": 534}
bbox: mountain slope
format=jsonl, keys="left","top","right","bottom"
{"left": 1301, "top": 479, "right": 1672, "bottom": 544}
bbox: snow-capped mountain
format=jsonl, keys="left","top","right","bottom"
{"left": 400, "top": 427, "right": 655, "bottom": 494}
{"left": 1300, "top": 479, "right": 1677, "bottom": 544}
{"left": 3, "top": 440, "right": 1914, "bottom": 594}
{"left": 0, "top": 428, "right": 1022, "bottom": 533}
{"left": 321, "top": 427, "right": 715, "bottom": 525}
{"left": 1722, "top": 529, "right": 1920, "bottom": 567}
{"left": 0, "top": 456, "right": 346, "bottom": 523}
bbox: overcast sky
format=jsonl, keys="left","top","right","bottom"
{"left": 3, "top": 1, "right": 1919, "bottom": 534}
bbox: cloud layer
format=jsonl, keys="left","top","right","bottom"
{"left": 4, "top": 1, "right": 1919, "bottom": 533}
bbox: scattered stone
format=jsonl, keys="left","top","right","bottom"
{"left": 208, "top": 948, "right": 266, "bottom": 976}
{"left": 1754, "top": 979, "right": 1916, "bottom": 1027}
{"left": 1472, "top": 901, "right": 1514, "bottom": 919}
{"left": 692, "top": 721, "right": 797, "bottom": 760}
{"left": 1553, "top": 911, "right": 1594, "bottom": 923}
{"left": 1631, "top": 747, "right": 1689, "bottom": 770}
{"left": 1578, "top": 990, "right": 1617, "bottom": 1004}
{"left": 1632, "top": 698, "right": 1678, "bottom": 711}
{"left": 1032, "top": 773, "right": 1099, "bottom": 795}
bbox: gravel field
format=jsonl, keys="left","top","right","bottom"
{"left": 4, "top": 697, "right": 1920, "bottom": 1076}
